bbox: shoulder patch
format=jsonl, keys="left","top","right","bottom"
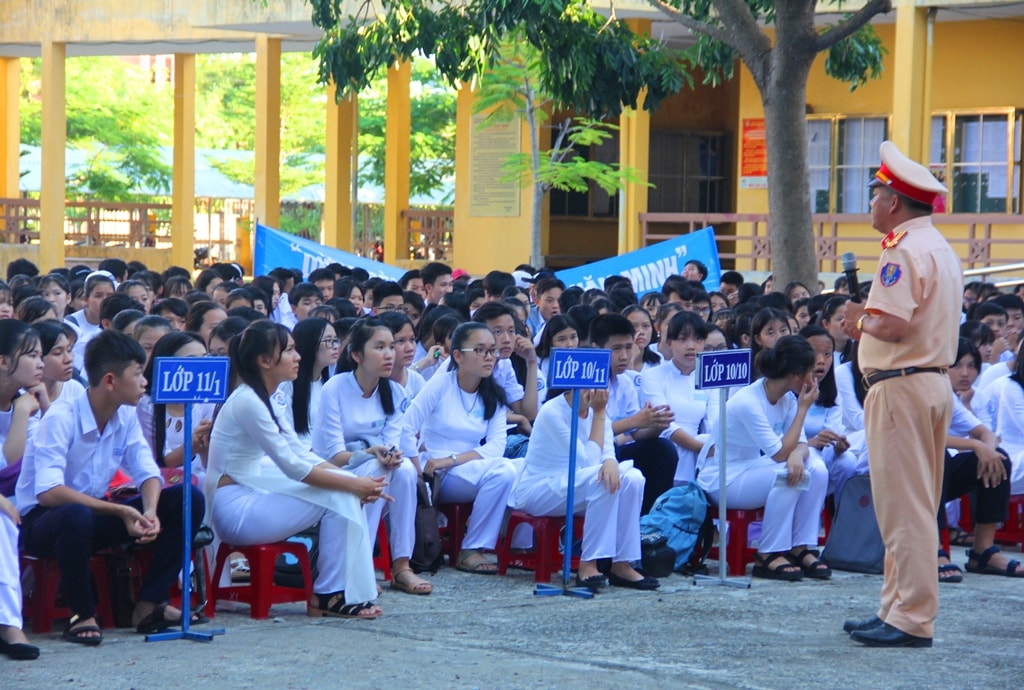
{"left": 880, "top": 230, "right": 907, "bottom": 249}
{"left": 880, "top": 262, "right": 902, "bottom": 287}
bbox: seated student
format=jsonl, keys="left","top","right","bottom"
{"left": 0, "top": 322, "right": 45, "bottom": 475}
{"left": 697, "top": 336, "right": 830, "bottom": 581}
{"left": 333, "top": 279, "right": 364, "bottom": 313}
{"left": 39, "top": 274, "right": 72, "bottom": 319}
{"left": 285, "top": 318, "right": 340, "bottom": 449}
{"left": 289, "top": 283, "right": 324, "bottom": 323}
{"left": 151, "top": 297, "right": 188, "bottom": 332}
{"left": 622, "top": 305, "right": 662, "bottom": 374}
{"left": 65, "top": 271, "right": 116, "bottom": 370}
{"left": 819, "top": 295, "right": 852, "bottom": 367}
{"left": 0, "top": 492, "right": 38, "bottom": 659}
{"left": 995, "top": 346, "right": 1024, "bottom": 495}
{"left": 17, "top": 330, "right": 205, "bottom": 644}
{"left": 137, "top": 332, "right": 214, "bottom": 485}
{"left": 379, "top": 311, "right": 426, "bottom": 398}
{"left": 185, "top": 302, "right": 228, "bottom": 347}
{"left": 640, "top": 312, "right": 719, "bottom": 484}
{"left": 509, "top": 386, "right": 658, "bottom": 591}
{"left": 35, "top": 320, "right": 86, "bottom": 410}
{"left": 535, "top": 314, "right": 579, "bottom": 385}
{"left": 989, "top": 293, "right": 1024, "bottom": 363}
{"left": 402, "top": 322, "right": 512, "bottom": 574}
{"left": 313, "top": 320, "right": 429, "bottom": 595}
{"left": 206, "top": 320, "right": 385, "bottom": 619}
{"left": 133, "top": 315, "right": 172, "bottom": 366}
{"left": 799, "top": 325, "right": 860, "bottom": 498}
{"left": 749, "top": 307, "right": 792, "bottom": 376}
{"left": 937, "top": 339, "right": 1018, "bottom": 581}
{"left": 972, "top": 301, "right": 1011, "bottom": 364}
{"left": 369, "top": 281, "right": 405, "bottom": 315}
{"left": 590, "top": 314, "right": 677, "bottom": 514}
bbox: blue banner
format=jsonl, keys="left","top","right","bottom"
{"left": 253, "top": 223, "right": 406, "bottom": 281}
{"left": 555, "top": 227, "right": 721, "bottom": 295}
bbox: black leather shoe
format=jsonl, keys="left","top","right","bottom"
{"left": 843, "top": 615, "right": 883, "bottom": 634}
{"left": 850, "top": 622, "right": 932, "bottom": 648}
{"left": 0, "top": 637, "right": 40, "bottom": 660}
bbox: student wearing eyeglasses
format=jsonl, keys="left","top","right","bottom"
{"left": 402, "top": 322, "right": 513, "bottom": 574}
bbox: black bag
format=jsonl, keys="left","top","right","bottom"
{"left": 822, "top": 474, "right": 885, "bottom": 574}
{"left": 274, "top": 527, "right": 320, "bottom": 588}
{"left": 410, "top": 476, "right": 444, "bottom": 574}
{"left": 640, "top": 533, "right": 676, "bottom": 578}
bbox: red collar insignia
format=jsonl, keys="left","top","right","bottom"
{"left": 881, "top": 230, "right": 907, "bottom": 249}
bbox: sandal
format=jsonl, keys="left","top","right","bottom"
{"left": 63, "top": 614, "right": 103, "bottom": 646}
{"left": 455, "top": 549, "right": 498, "bottom": 575}
{"left": 937, "top": 549, "right": 963, "bottom": 584}
{"left": 949, "top": 527, "right": 975, "bottom": 548}
{"left": 789, "top": 548, "right": 832, "bottom": 580}
{"left": 307, "top": 592, "right": 382, "bottom": 619}
{"left": 389, "top": 568, "right": 433, "bottom": 595}
{"left": 135, "top": 602, "right": 206, "bottom": 634}
{"left": 752, "top": 552, "right": 803, "bottom": 581}
{"left": 965, "top": 545, "right": 1024, "bottom": 578}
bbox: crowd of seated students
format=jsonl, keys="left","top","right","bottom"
{"left": 0, "top": 256, "right": 1021, "bottom": 659}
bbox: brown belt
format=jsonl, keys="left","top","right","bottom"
{"left": 863, "top": 366, "right": 947, "bottom": 389}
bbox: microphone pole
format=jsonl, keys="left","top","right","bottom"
{"left": 841, "top": 252, "right": 862, "bottom": 303}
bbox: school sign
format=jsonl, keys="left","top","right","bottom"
{"left": 555, "top": 227, "right": 720, "bottom": 295}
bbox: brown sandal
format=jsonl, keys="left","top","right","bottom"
{"left": 389, "top": 567, "right": 433, "bottom": 595}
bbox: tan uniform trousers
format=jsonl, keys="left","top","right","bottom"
{"left": 864, "top": 372, "right": 951, "bottom": 639}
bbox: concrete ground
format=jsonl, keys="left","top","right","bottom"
{"left": 6, "top": 548, "right": 1024, "bottom": 689}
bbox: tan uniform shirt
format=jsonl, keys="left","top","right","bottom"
{"left": 859, "top": 216, "right": 963, "bottom": 372}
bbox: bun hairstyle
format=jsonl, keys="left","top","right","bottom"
{"left": 754, "top": 335, "right": 816, "bottom": 381}
{"left": 340, "top": 318, "right": 395, "bottom": 416}
{"left": 143, "top": 331, "right": 206, "bottom": 466}
{"left": 229, "top": 320, "right": 290, "bottom": 430}
{"left": 448, "top": 321, "right": 506, "bottom": 420}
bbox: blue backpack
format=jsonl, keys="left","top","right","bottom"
{"left": 640, "top": 483, "right": 714, "bottom": 571}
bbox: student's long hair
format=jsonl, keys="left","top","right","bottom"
{"left": 341, "top": 318, "right": 396, "bottom": 416}
{"left": 143, "top": 331, "right": 206, "bottom": 467}
{"left": 535, "top": 314, "right": 579, "bottom": 361}
{"left": 621, "top": 305, "right": 661, "bottom": 365}
{"left": 291, "top": 318, "right": 334, "bottom": 435}
{"left": 1010, "top": 340, "right": 1024, "bottom": 391}
{"left": 798, "top": 324, "right": 838, "bottom": 408}
{"left": 229, "top": 320, "right": 290, "bottom": 430}
{"left": 448, "top": 322, "right": 506, "bottom": 421}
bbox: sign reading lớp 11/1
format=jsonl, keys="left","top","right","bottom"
{"left": 153, "top": 357, "right": 231, "bottom": 404}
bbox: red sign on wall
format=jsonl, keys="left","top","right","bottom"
{"left": 740, "top": 118, "right": 767, "bottom": 189}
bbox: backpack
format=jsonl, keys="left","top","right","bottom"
{"left": 640, "top": 483, "right": 714, "bottom": 572}
{"left": 821, "top": 474, "right": 884, "bottom": 574}
{"left": 274, "top": 527, "right": 319, "bottom": 588}
{"left": 410, "top": 476, "right": 444, "bottom": 574}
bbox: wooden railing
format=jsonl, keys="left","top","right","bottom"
{"left": 641, "top": 212, "right": 1024, "bottom": 274}
{"left": 403, "top": 208, "right": 453, "bottom": 262}
{"left": 0, "top": 197, "right": 174, "bottom": 248}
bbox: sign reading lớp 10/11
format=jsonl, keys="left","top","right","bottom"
{"left": 548, "top": 349, "right": 612, "bottom": 390}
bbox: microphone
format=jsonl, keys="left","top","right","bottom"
{"left": 841, "top": 252, "right": 862, "bottom": 303}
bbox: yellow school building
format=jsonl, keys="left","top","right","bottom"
{"left": 0, "top": 0, "right": 1021, "bottom": 278}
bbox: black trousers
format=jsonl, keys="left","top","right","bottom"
{"left": 937, "top": 450, "right": 1011, "bottom": 530}
{"left": 20, "top": 484, "right": 204, "bottom": 620}
{"left": 615, "top": 438, "right": 678, "bottom": 515}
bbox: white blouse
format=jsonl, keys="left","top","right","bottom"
{"left": 639, "top": 360, "right": 719, "bottom": 441}
{"left": 401, "top": 369, "right": 507, "bottom": 461}
{"left": 312, "top": 372, "right": 409, "bottom": 462}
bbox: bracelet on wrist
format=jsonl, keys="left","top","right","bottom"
{"left": 856, "top": 314, "right": 867, "bottom": 332}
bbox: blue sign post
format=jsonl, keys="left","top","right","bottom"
{"left": 146, "top": 357, "right": 230, "bottom": 643}
{"left": 695, "top": 349, "right": 752, "bottom": 589}
{"left": 537, "top": 349, "right": 612, "bottom": 600}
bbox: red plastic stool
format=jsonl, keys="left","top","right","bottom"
{"left": 373, "top": 519, "right": 392, "bottom": 582}
{"left": 438, "top": 502, "right": 473, "bottom": 566}
{"left": 706, "top": 508, "right": 765, "bottom": 577}
{"left": 20, "top": 554, "right": 116, "bottom": 633}
{"left": 995, "top": 495, "right": 1024, "bottom": 548}
{"left": 496, "top": 511, "right": 583, "bottom": 583}
{"left": 208, "top": 542, "right": 312, "bottom": 619}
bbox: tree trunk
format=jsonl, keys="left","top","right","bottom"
{"left": 523, "top": 79, "right": 544, "bottom": 269}
{"left": 761, "top": 52, "right": 819, "bottom": 294}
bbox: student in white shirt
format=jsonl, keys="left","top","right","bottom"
{"left": 18, "top": 330, "right": 206, "bottom": 644}
{"left": 590, "top": 314, "right": 677, "bottom": 513}
{"left": 535, "top": 314, "right": 579, "bottom": 383}
{"left": 510, "top": 388, "right": 658, "bottom": 591}
{"left": 206, "top": 320, "right": 386, "bottom": 620}
{"left": 0, "top": 321, "right": 45, "bottom": 472}
{"left": 65, "top": 271, "right": 115, "bottom": 371}
{"left": 379, "top": 312, "right": 426, "bottom": 399}
{"left": 697, "top": 336, "right": 830, "bottom": 581}
{"left": 996, "top": 348, "right": 1024, "bottom": 495}
{"left": 313, "top": 319, "right": 430, "bottom": 596}
{"left": 622, "top": 305, "right": 662, "bottom": 374}
{"left": 640, "top": 311, "right": 719, "bottom": 484}
{"left": 413, "top": 310, "right": 460, "bottom": 381}
{"left": 403, "top": 322, "right": 512, "bottom": 574}
{"left": 286, "top": 318, "right": 340, "bottom": 449}
{"left": 137, "top": 332, "right": 215, "bottom": 482}
{"left": 799, "top": 325, "right": 860, "bottom": 498}
{"left": 36, "top": 320, "right": 86, "bottom": 409}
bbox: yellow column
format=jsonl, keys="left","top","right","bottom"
{"left": 619, "top": 18, "right": 651, "bottom": 255}
{"left": 255, "top": 36, "right": 281, "bottom": 230}
{"left": 0, "top": 58, "right": 19, "bottom": 199}
{"left": 324, "top": 84, "right": 357, "bottom": 251}
{"left": 890, "top": 2, "right": 930, "bottom": 161}
{"left": 171, "top": 54, "right": 195, "bottom": 270}
{"left": 384, "top": 60, "right": 411, "bottom": 264}
{"left": 39, "top": 42, "right": 66, "bottom": 270}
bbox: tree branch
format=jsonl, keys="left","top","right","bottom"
{"left": 644, "top": 0, "right": 737, "bottom": 50}
{"left": 711, "top": 0, "right": 773, "bottom": 58}
{"left": 815, "top": 0, "right": 892, "bottom": 52}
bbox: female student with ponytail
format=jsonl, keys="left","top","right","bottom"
{"left": 312, "top": 319, "right": 431, "bottom": 595}
{"left": 402, "top": 322, "right": 513, "bottom": 574}
{"left": 207, "top": 320, "right": 387, "bottom": 619}
{"left": 697, "top": 336, "right": 830, "bottom": 581}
